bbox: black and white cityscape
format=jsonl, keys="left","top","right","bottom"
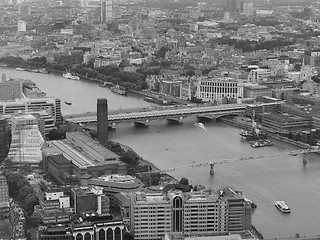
{"left": 0, "top": 0, "right": 320, "bottom": 240}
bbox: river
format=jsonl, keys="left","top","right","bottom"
{"left": 1, "top": 67, "right": 320, "bottom": 238}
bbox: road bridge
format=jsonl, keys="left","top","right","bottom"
{"left": 65, "top": 104, "right": 247, "bottom": 127}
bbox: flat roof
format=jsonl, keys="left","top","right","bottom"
{"left": 67, "top": 132, "right": 118, "bottom": 160}
{"left": 186, "top": 235, "right": 243, "bottom": 240}
{"left": 49, "top": 154, "right": 71, "bottom": 165}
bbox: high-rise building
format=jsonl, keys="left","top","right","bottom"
{"left": 80, "top": 0, "right": 88, "bottom": 8}
{"left": 17, "top": 20, "right": 26, "bottom": 32}
{"left": 101, "top": 0, "right": 112, "bottom": 23}
{"left": 0, "top": 80, "right": 22, "bottom": 101}
{"left": 97, "top": 98, "right": 108, "bottom": 148}
{"left": 197, "top": 2, "right": 206, "bottom": 11}
{"left": 101, "top": 1, "right": 106, "bottom": 23}
{"left": 226, "top": 0, "right": 238, "bottom": 12}
{"left": 0, "top": 175, "right": 9, "bottom": 207}
{"left": 243, "top": 2, "right": 254, "bottom": 16}
{"left": 18, "top": 4, "right": 31, "bottom": 15}
{"left": 6, "top": 114, "right": 44, "bottom": 167}
{"left": 0, "top": 118, "right": 10, "bottom": 164}
{"left": 128, "top": 188, "right": 252, "bottom": 240}
{"left": 303, "top": 8, "right": 312, "bottom": 19}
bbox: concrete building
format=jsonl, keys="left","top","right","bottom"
{"left": 128, "top": 187, "right": 252, "bottom": 240}
{"left": 44, "top": 132, "right": 126, "bottom": 181}
{"left": 226, "top": 0, "right": 238, "bottom": 12}
{"left": 0, "top": 80, "right": 22, "bottom": 101}
{"left": 160, "top": 80, "right": 182, "bottom": 98}
{"left": 97, "top": 98, "right": 108, "bottom": 148}
{"left": 38, "top": 220, "right": 125, "bottom": 240}
{"left": 195, "top": 78, "right": 243, "bottom": 103}
{"left": 0, "top": 117, "right": 10, "bottom": 163}
{"left": 242, "top": 2, "right": 254, "bottom": 16}
{"left": 0, "top": 97, "right": 62, "bottom": 124}
{"left": 0, "top": 175, "right": 9, "bottom": 208}
{"left": 34, "top": 184, "right": 71, "bottom": 225}
{"left": 247, "top": 68, "right": 272, "bottom": 83}
{"left": 82, "top": 174, "right": 144, "bottom": 193}
{"left": 243, "top": 85, "right": 272, "bottom": 99}
{"left": 71, "top": 186, "right": 110, "bottom": 215}
{"left": 8, "top": 199, "right": 26, "bottom": 239}
{"left": 101, "top": 0, "right": 112, "bottom": 23}
{"left": 7, "top": 114, "right": 44, "bottom": 167}
{"left": 17, "top": 20, "right": 26, "bottom": 32}
{"left": 18, "top": 4, "right": 31, "bottom": 15}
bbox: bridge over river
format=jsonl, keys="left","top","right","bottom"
{"left": 65, "top": 103, "right": 247, "bottom": 127}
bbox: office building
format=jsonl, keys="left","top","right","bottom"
{"left": 0, "top": 117, "right": 10, "bottom": 163}
{"left": 226, "top": 0, "right": 238, "bottom": 12}
{"left": 71, "top": 186, "right": 110, "bottom": 215}
{"left": 34, "top": 184, "right": 71, "bottom": 225}
{"left": 0, "top": 97, "right": 62, "bottom": 124}
{"left": 97, "top": 98, "right": 108, "bottom": 148}
{"left": 7, "top": 114, "right": 44, "bottom": 167}
{"left": 243, "top": 84, "right": 272, "bottom": 99}
{"left": 196, "top": 78, "right": 243, "bottom": 103}
{"left": 17, "top": 20, "right": 26, "bottom": 32}
{"left": 243, "top": 2, "right": 254, "bottom": 16}
{"left": 0, "top": 175, "right": 9, "bottom": 207}
{"left": 18, "top": 4, "right": 31, "bottom": 15}
{"left": 128, "top": 187, "right": 252, "bottom": 240}
{"left": 101, "top": 0, "right": 112, "bottom": 23}
{"left": 0, "top": 80, "right": 22, "bottom": 101}
{"left": 303, "top": 8, "right": 312, "bottom": 19}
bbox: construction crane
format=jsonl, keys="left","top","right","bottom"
{"left": 145, "top": 147, "right": 320, "bottom": 175}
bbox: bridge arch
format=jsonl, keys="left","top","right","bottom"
{"left": 214, "top": 112, "right": 240, "bottom": 120}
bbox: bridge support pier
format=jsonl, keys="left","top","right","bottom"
{"left": 167, "top": 116, "right": 183, "bottom": 124}
{"left": 108, "top": 122, "right": 117, "bottom": 131}
{"left": 303, "top": 153, "right": 308, "bottom": 164}
{"left": 209, "top": 162, "right": 215, "bottom": 175}
{"left": 134, "top": 119, "right": 150, "bottom": 127}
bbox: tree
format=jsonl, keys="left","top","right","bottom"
{"left": 20, "top": 163, "right": 32, "bottom": 175}
{"left": 18, "top": 186, "right": 34, "bottom": 201}
{"left": 123, "top": 232, "right": 134, "bottom": 240}
{"left": 48, "top": 129, "right": 66, "bottom": 140}
{"left": 155, "top": 46, "right": 170, "bottom": 59}
{"left": 179, "top": 177, "right": 189, "bottom": 186}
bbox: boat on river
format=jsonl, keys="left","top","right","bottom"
{"left": 275, "top": 201, "right": 291, "bottom": 213}
{"left": 99, "top": 82, "right": 107, "bottom": 87}
{"left": 16, "top": 67, "right": 25, "bottom": 71}
{"left": 65, "top": 101, "right": 72, "bottom": 105}
{"left": 111, "top": 84, "right": 127, "bottom": 95}
{"left": 250, "top": 139, "right": 274, "bottom": 148}
{"left": 63, "top": 73, "right": 80, "bottom": 80}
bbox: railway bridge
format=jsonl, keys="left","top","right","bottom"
{"left": 65, "top": 103, "right": 247, "bottom": 128}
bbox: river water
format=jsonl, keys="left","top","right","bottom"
{"left": 1, "top": 67, "right": 320, "bottom": 238}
